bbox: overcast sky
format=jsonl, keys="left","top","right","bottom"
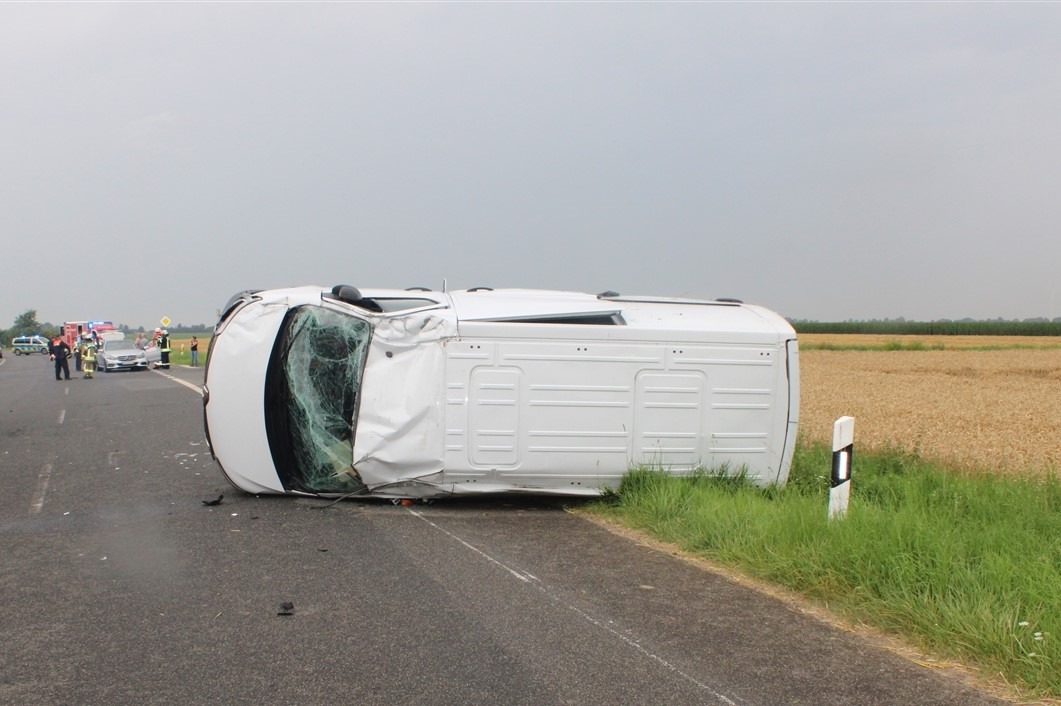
{"left": 4, "top": 3, "right": 1061, "bottom": 332}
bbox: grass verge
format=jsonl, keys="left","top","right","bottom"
{"left": 164, "top": 336, "right": 210, "bottom": 367}
{"left": 583, "top": 445, "right": 1060, "bottom": 699}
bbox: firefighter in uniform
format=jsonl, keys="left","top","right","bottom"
{"left": 81, "top": 334, "right": 98, "bottom": 378}
{"left": 156, "top": 328, "right": 171, "bottom": 369}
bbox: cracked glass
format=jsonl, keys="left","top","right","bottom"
{"left": 267, "top": 306, "right": 371, "bottom": 494}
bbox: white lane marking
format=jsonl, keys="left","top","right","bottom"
{"left": 152, "top": 369, "right": 204, "bottom": 396}
{"left": 58, "top": 409, "right": 66, "bottom": 425}
{"left": 30, "top": 463, "right": 53, "bottom": 515}
{"left": 408, "top": 509, "right": 741, "bottom": 705}
{"left": 409, "top": 509, "right": 535, "bottom": 583}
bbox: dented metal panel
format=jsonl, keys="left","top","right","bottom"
{"left": 352, "top": 313, "right": 453, "bottom": 492}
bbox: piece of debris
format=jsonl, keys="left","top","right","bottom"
{"left": 277, "top": 602, "right": 294, "bottom": 616}
{"left": 202, "top": 494, "right": 224, "bottom": 506}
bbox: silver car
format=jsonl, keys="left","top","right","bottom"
{"left": 96, "top": 339, "right": 149, "bottom": 372}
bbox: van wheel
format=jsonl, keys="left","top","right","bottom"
{"left": 14, "top": 349, "right": 22, "bottom": 356}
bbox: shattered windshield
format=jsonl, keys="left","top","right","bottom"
{"left": 265, "top": 306, "right": 371, "bottom": 494}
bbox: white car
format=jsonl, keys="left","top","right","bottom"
{"left": 96, "top": 339, "right": 149, "bottom": 372}
{"left": 203, "top": 285, "right": 799, "bottom": 500}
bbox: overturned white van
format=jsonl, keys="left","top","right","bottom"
{"left": 203, "top": 286, "right": 799, "bottom": 499}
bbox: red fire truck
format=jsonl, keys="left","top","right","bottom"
{"left": 60, "top": 320, "right": 117, "bottom": 348}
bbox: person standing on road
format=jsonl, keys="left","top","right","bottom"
{"left": 73, "top": 334, "right": 83, "bottom": 372}
{"left": 80, "top": 334, "right": 97, "bottom": 379}
{"left": 134, "top": 332, "right": 145, "bottom": 349}
{"left": 49, "top": 334, "right": 71, "bottom": 381}
{"left": 190, "top": 336, "right": 199, "bottom": 367}
{"left": 156, "top": 328, "right": 171, "bottom": 369}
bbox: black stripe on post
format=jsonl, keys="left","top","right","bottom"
{"left": 830, "top": 444, "right": 853, "bottom": 488}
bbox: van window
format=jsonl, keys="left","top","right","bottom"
{"left": 489, "top": 313, "right": 625, "bottom": 325}
{"left": 264, "top": 306, "right": 371, "bottom": 494}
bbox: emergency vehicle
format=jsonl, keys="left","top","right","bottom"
{"left": 61, "top": 321, "right": 117, "bottom": 348}
{"left": 11, "top": 335, "right": 51, "bottom": 355}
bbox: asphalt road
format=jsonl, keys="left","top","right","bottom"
{"left": 0, "top": 352, "right": 1007, "bottom": 705}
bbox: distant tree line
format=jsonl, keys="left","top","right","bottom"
{"left": 7, "top": 307, "right": 1061, "bottom": 344}
{"left": 120, "top": 323, "right": 213, "bottom": 335}
{"left": 792, "top": 319, "right": 1061, "bottom": 336}
{"left": 1, "top": 309, "right": 213, "bottom": 344}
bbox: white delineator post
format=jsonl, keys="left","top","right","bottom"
{"left": 829, "top": 416, "right": 855, "bottom": 520}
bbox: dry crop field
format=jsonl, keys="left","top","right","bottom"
{"left": 798, "top": 334, "right": 1061, "bottom": 475}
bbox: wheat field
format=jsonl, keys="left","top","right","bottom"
{"left": 797, "top": 334, "right": 1061, "bottom": 475}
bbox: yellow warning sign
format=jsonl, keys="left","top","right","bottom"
{"left": 160, "top": 316, "right": 171, "bottom": 327}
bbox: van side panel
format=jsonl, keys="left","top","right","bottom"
{"left": 513, "top": 340, "right": 645, "bottom": 491}
{"left": 468, "top": 367, "right": 522, "bottom": 467}
{"left": 668, "top": 344, "right": 785, "bottom": 482}
{"left": 632, "top": 371, "right": 706, "bottom": 472}
{"left": 444, "top": 332, "right": 792, "bottom": 490}
{"left": 445, "top": 338, "right": 663, "bottom": 491}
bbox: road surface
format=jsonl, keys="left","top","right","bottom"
{"left": 0, "top": 353, "right": 1005, "bottom": 705}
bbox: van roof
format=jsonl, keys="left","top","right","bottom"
{"left": 361, "top": 287, "right": 793, "bottom": 336}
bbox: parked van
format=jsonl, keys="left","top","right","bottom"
{"left": 12, "top": 335, "right": 50, "bottom": 355}
{"left": 204, "top": 286, "right": 800, "bottom": 500}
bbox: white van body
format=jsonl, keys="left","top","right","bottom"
{"left": 203, "top": 286, "right": 799, "bottom": 499}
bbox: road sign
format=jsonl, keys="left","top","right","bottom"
{"left": 161, "top": 316, "right": 171, "bottom": 327}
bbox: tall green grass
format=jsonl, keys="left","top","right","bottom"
{"left": 587, "top": 447, "right": 1061, "bottom": 698}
